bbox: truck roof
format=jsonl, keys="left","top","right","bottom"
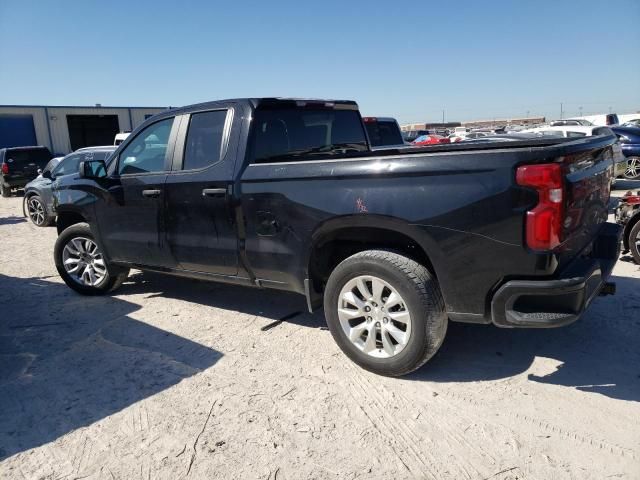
{"left": 163, "top": 97, "right": 360, "bottom": 117}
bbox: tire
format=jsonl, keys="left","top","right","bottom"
{"left": 624, "top": 157, "right": 640, "bottom": 180}
{"left": 54, "top": 222, "right": 129, "bottom": 295}
{"left": 629, "top": 221, "right": 640, "bottom": 265}
{"left": 25, "top": 194, "right": 53, "bottom": 227}
{"left": 324, "top": 250, "right": 447, "bottom": 376}
{"left": 0, "top": 183, "right": 10, "bottom": 197}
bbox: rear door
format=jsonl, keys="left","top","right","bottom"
{"left": 164, "top": 108, "right": 239, "bottom": 275}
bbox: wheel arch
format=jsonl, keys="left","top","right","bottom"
{"left": 56, "top": 209, "right": 88, "bottom": 235}
{"left": 305, "top": 215, "right": 445, "bottom": 297}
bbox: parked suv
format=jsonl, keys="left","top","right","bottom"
{"left": 0, "top": 146, "right": 53, "bottom": 197}
{"left": 23, "top": 146, "right": 116, "bottom": 226}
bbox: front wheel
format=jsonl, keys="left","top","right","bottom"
{"left": 324, "top": 250, "right": 447, "bottom": 376}
{"left": 624, "top": 157, "right": 640, "bottom": 180}
{"left": 25, "top": 195, "right": 53, "bottom": 226}
{"left": 54, "top": 222, "right": 129, "bottom": 295}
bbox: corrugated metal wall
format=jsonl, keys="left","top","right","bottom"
{"left": 0, "top": 106, "right": 166, "bottom": 154}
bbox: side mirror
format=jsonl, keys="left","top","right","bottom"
{"left": 42, "top": 170, "right": 52, "bottom": 180}
{"left": 79, "top": 160, "right": 108, "bottom": 179}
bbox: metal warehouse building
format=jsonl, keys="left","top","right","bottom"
{"left": 0, "top": 105, "right": 168, "bottom": 155}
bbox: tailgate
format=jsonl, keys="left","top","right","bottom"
{"left": 5, "top": 149, "right": 52, "bottom": 180}
{"left": 557, "top": 134, "right": 616, "bottom": 265}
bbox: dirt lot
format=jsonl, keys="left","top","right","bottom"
{"left": 1, "top": 183, "right": 639, "bottom": 480}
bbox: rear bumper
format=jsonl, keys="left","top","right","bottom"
{"left": 491, "top": 223, "right": 621, "bottom": 328}
{"left": 1, "top": 176, "right": 28, "bottom": 188}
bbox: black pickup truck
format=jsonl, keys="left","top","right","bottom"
{"left": 52, "top": 98, "right": 621, "bottom": 376}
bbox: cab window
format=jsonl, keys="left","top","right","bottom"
{"left": 118, "top": 118, "right": 174, "bottom": 175}
{"left": 182, "top": 110, "right": 228, "bottom": 170}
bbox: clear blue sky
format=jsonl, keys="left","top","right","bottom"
{"left": 1, "top": 0, "right": 638, "bottom": 123}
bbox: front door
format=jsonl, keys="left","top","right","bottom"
{"left": 164, "top": 109, "right": 239, "bottom": 276}
{"left": 96, "top": 116, "right": 177, "bottom": 267}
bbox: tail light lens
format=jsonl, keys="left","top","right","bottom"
{"left": 1, "top": 163, "right": 8, "bottom": 175}
{"left": 516, "top": 163, "right": 564, "bottom": 251}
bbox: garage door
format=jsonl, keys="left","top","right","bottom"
{"left": 67, "top": 115, "right": 120, "bottom": 151}
{"left": 0, "top": 115, "right": 37, "bottom": 148}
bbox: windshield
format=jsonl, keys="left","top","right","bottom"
{"left": 249, "top": 108, "right": 368, "bottom": 163}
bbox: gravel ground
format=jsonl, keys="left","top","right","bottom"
{"left": 1, "top": 183, "right": 639, "bottom": 480}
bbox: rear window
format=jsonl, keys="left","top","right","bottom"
{"left": 249, "top": 108, "right": 368, "bottom": 164}
{"left": 365, "top": 120, "right": 403, "bottom": 147}
{"left": 182, "top": 110, "right": 228, "bottom": 170}
{"left": 4, "top": 148, "right": 52, "bottom": 165}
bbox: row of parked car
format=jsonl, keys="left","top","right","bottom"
{"left": 399, "top": 118, "right": 640, "bottom": 180}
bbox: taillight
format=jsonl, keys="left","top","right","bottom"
{"left": 516, "top": 163, "right": 564, "bottom": 251}
{"left": 1, "top": 163, "right": 8, "bottom": 175}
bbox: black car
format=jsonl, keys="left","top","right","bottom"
{"left": 23, "top": 146, "right": 116, "bottom": 226}
{"left": 0, "top": 146, "right": 53, "bottom": 197}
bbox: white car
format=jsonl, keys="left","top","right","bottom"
{"left": 522, "top": 125, "right": 627, "bottom": 178}
{"left": 114, "top": 132, "right": 131, "bottom": 146}
{"left": 565, "top": 113, "right": 619, "bottom": 126}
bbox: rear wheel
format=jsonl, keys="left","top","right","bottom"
{"left": 629, "top": 221, "right": 640, "bottom": 265}
{"left": 624, "top": 157, "right": 640, "bottom": 180}
{"left": 0, "top": 183, "right": 11, "bottom": 197}
{"left": 324, "top": 250, "right": 447, "bottom": 376}
{"left": 26, "top": 195, "right": 53, "bottom": 226}
{"left": 54, "top": 223, "right": 129, "bottom": 295}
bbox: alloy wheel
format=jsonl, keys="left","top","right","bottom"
{"left": 624, "top": 157, "right": 640, "bottom": 179}
{"left": 62, "top": 237, "right": 108, "bottom": 287}
{"left": 27, "top": 197, "right": 46, "bottom": 225}
{"left": 337, "top": 275, "right": 412, "bottom": 358}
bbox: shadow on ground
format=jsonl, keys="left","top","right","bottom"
{"left": 117, "top": 270, "right": 639, "bottom": 403}
{"left": 0, "top": 215, "right": 26, "bottom": 226}
{"left": 0, "top": 274, "right": 222, "bottom": 460}
{"left": 119, "top": 271, "right": 326, "bottom": 330}
{"left": 408, "top": 274, "right": 640, "bottom": 402}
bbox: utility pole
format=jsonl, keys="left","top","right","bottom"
{"left": 526, "top": 110, "right": 530, "bottom": 119}
{"left": 560, "top": 102, "right": 563, "bottom": 119}
{"left": 442, "top": 109, "right": 445, "bottom": 125}
{"left": 579, "top": 106, "right": 583, "bottom": 117}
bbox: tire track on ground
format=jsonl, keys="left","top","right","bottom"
{"left": 347, "top": 364, "right": 502, "bottom": 479}
{"left": 438, "top": 389, "right": 637, "bottom": 461}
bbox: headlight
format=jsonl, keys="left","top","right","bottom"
{"left": 617, "top": 135, "right": 630, "bottom": 143}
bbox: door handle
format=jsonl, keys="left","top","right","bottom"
{"left": 142, "top": 189, "right": 161, "bottom": 198}
{"left": 202, "top": 188, "right": 227, "bottom": 197}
